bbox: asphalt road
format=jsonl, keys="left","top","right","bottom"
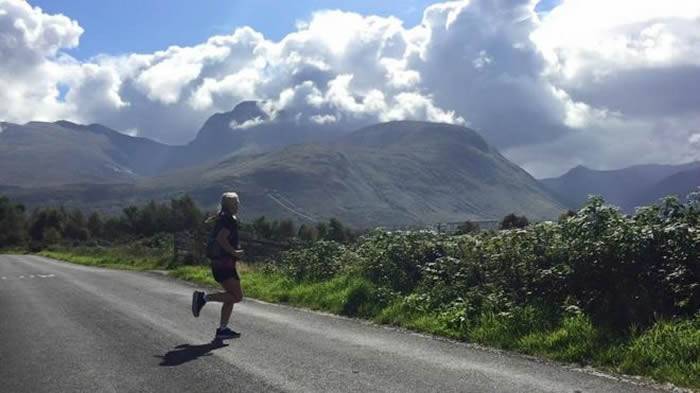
{"left": 0, "top": 254, "right": 670, "bottom": 393}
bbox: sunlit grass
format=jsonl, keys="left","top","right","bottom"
{"left": 39, "top": 247, "right": 169, "bottom": 270}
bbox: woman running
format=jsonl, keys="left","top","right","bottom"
{"left": 191, "top": 192, "right": 244, "bottom": 340}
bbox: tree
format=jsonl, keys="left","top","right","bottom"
{"left": 455, "top": 220, "right": 480, "bottom": 235}
{"left": 253, "top": 216, "right": 274, "bottom": 239}
{"left": 327, "top": 218, "right": 349, "bottom": 242}
{"left": 298, "top": 224, "right": 319, "bottom": 242}
{"left": 43, "top": 227, "right": 62, "bottom": 245}
{"left": 170, "top": 195, "right": 202, "bottom": 232}
{"left": 64, "top": 208, "right": 88, "bottom": 241}
{"left": 29, "top": 208, "right": 64, "bottom": 244}
{"left": 499, "top": 213, "right": 529, "bottom": 230}
{"left": 558, "top": 210, "right": 577, "bottom": 222}
{"left": 276, "top": 219, "right": 296, "bottom": 240}
{"left": 0, "top": 196, "right": 26, "bottom": 247}
{"left": 87, "top": 212, "right": 104, "bottom": 238}
{"left": 316, "top": 222, "right": 329, "bottom": 240}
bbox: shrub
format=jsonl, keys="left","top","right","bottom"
{"left": 500, "top": 213, "right": 529, "bottom": 229}
{"left": 278, "top": 240, "right": 347, "bottom": 281}
{"left": 355, "top": 230, "right": 447, "bottom": 293}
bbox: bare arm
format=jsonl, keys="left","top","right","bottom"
{"left": 216, "top": 228, "right": 243, "bottom": 256}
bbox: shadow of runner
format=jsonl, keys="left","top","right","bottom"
{"left": 156, "top": 340, "right": 230, "bottom": 366}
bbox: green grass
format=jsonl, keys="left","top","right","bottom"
{"left": 618, "top": 316, "right": 700, "bottom": 388}
{"left": 41, "top": 247, "right": 699, "bottom": 390}
{"left": 39, "top": 246, "right": 170, "bottom": 271}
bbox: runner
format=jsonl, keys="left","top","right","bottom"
{"left": 191, "top": 192, "right": 244, "bottom": 340}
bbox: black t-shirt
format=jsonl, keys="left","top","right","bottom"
{"left": 214, "top": 214, "right": 240, "bottom": 250}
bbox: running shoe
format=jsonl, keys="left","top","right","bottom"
{"left": 215, "top": 327, "right": 241, "bottom": 340}
{"left": 191, "top": 291, "right": 206, "bottom": 317}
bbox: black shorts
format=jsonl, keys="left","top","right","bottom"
{"left": 211, "top": 256, "right": 240, "bottom": 283}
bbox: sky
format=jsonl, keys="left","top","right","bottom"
{"left": 1, "top": 0, "right": 699, "bottom": 178}
{"left": 28, "top": 0, "right": 443, "bottom": 59}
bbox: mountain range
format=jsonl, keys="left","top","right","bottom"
{"left": 0, "top": 102, "right": 568, "bottom": 227}
{"left": 541, "top": 162, "right": 700, "bottom": 212}
{"left": 2, "top": 101, "right": 695, "bottom": 226}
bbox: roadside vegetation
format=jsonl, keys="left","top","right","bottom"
{"left": 1, "top": 193, "right": 698, "bottom": 389}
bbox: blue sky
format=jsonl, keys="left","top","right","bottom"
{"left": 31, "top": 0, "right": 560, "bottom": 60}
{"left": 31, "top": 0, "right": 438, "bottom": 59}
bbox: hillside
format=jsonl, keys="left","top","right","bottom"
{"left": 542, "top": 162, "right": 700, "bottom": 211}
{"left": 0, "top": 121, "right": 173, "bottom": 187}
{"left": 145, "top": 121, "right": 565, "bottom": 227}
{"left": 635, "top": 167, "right": 700, "bottom": 206}
{"left": 173, "top": 101, "right": 345, "bottom": 169}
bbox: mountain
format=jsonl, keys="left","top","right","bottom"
{"left": 542, "top": 162, "right": 700, "bottom": 211}
{"left": 0, "top": 121, "right": 174, "bottom": 187}
{"left": 143, "top": 121, "right": 565, "bottom": 227}
{"left": 175, "top": 101, "right": 345, "bottom": 169}
{"left": 635, "top": 167, "right": 700, "bottom": 206}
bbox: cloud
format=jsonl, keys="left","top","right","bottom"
{"left": 515, "top": 0, "right": 700, "bottom": 176}
{"left": 230, "top": 116, "right": 265, "bottom": 130}
{"left": 1, "top": 0, "right": 699, "bottom": 177}
{"left": 0, "top": 0, "right": 83, "bottom": 122}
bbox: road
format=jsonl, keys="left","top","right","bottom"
{"left": 0, "top": 254, "right": 669, "bottom": 393}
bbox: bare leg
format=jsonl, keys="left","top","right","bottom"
{"left": 216, "top": 278, "right": 243, "bottom": 327}
{"left": 206, "top": 292, "right": 235, "bottom": 303}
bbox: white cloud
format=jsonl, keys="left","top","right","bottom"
{"left": 310, "top": 114, "right": 337, "bottom": 125}
{"left": 1, "top": 0, "right": 699, "bottom": 177}
{"left": 230, "top": 116, "right": 266, "bottom": 130}
{"left": 472, "top": 50, "right": 493, "bottom": 70}
{"left": 124, "top": 127, "right": 138, "bottom": 137}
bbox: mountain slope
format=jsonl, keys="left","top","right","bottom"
{"left": 542, "top": 162, "right": 700, "bottom": 211}
{"left": 55, "top": 121, "right": 176, "bottom": 176}
{"left": 0, "top": 121, "right": 149, "bottom": 187}
{"left": 174, "top": 101, "right": 345, "bottom": 169}
{"left": 147, "top": 121, "right": 565, "bottom": 227}
{"left": 635, "top": 167, "right": 700, "bottom": 205}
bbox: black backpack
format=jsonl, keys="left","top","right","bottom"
{"left": 206, "top": 217, "right": 225, "bottom": 259}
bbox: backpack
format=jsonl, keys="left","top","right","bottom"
{"left": 206, "top": 217, "right": 225, "bottom": 259}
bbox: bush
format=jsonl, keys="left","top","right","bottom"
{"left": 277, "top": 241, "right": 348, "bottom": 281}
{"left": 455, "top": 220, "right": 480, "bottom": 234}
{"left": 500, "top": 213, "right": 529, "bottom": 229}
{"left": 355, "top": 230, "right": 447, "bottom": 293}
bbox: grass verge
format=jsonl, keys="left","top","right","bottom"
{"left": 38, "top": 247, "right": 170, "bottom": 271}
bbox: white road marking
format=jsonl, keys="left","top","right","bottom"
{"left": 0, "top": 274, "right": 55, "bottom": 280}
